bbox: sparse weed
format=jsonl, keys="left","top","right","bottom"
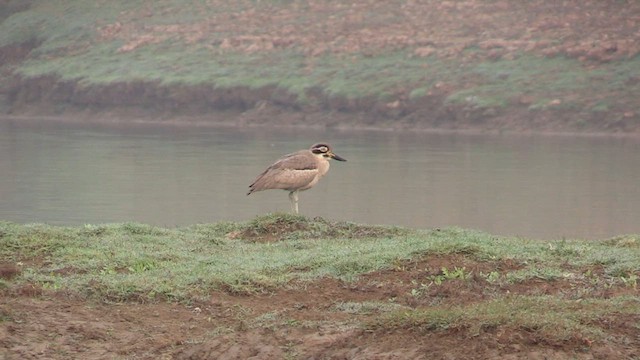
{"left": 619, "top": 273, "right": 638, "bottom": 289}
{"left": 429, "top": 266, "right": 472, "bottom": 285}
{"left": 482, "top": 271, "right": 501, "bottom": 284}
{"left": 410, "top": 281, "right": 432, "bottom": 297}
{"left": 409, "top": 266, "right": 473, "bottom": 297}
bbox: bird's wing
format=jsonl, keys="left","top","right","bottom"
{"left": 248, "top": 151, "right": 319, "bottom": 193}
{"left": 270, "top": 151, "right": 318, "bottom": 171}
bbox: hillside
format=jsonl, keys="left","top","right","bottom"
{"left": 1, "top": 0, "right": 639, "bottom": 132}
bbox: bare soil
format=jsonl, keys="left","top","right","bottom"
{"left": 2, "top": 255, "right": 638, "bottom": 359}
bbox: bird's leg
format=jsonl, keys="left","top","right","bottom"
{"left": 288, "top": 191, "right": 299, "bottom": 214}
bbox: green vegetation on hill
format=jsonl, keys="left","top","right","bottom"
{"left": 0, "top": 0, "right": 639, "bottom": 131}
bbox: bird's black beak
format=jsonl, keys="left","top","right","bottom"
{"left": 330, "top": 152, "right": 347, "bottom": 162}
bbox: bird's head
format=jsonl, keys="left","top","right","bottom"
{"left": 310, "top": 143, "right": 346, "bottom": 161}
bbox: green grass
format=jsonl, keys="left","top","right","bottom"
{"left": 371, "top": 295, "right": 640, "bottom": 342}
{"left": 14, "top": 41, "right": 451, "bottom": 102}
{"left": 445, "top": 54, "right": 640, "bottom": 111}
{"left": 1, "top": 215, "right": 639, "bottom": 303}
{"left": 2, "top": 214, "right": 639, "bottom": 349}
{"left": 0, "top": 215, "right": 435, "bottom": 300}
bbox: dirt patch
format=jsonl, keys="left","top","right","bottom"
{"left": 2, "top": 254, "right": 638, "bottom": 359}
{"left": 99, "top": 0, "right": 640, "bottom": 62}
{"left": 231, "top": 215, "right": 409, "bottom": 243}
{"left": 0, "top": 262, "right": 20, "bottom": 280}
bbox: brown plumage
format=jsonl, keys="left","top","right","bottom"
{"left": 247, "top": 143, "right": 346, "bottom": 214}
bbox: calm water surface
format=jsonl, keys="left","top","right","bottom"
{"left": 1, "top": 119, "right": 639, "bottom": 240}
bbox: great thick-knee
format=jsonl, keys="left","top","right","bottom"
{"left": 247, "top": 143, "right": 347, "bottom": 214}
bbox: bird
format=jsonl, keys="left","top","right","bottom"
{"left": 247, "top": 143, "right": 347, "bottom": 214}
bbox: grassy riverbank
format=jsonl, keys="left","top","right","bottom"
{"left": 1, "top": 214, "right": 639, "bottom": 358}
{"left": 1, "top": 1, "right": 639, "bottom": 132}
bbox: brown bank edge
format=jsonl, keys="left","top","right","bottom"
{"left": 2, "top": 73, "right": 640, "bottom": 135}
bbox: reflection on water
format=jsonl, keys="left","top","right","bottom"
{"left": 1, "top": 119, "right": 639, "bottom": 239}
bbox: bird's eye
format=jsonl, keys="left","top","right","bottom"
{"left": 320, "top": 146, "right": 328, "bottom": 153}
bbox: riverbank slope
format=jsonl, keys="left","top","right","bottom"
{"left": 1, "top": 1, "right": 639, "bottom": 133}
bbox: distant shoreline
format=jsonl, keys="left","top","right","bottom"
{"left": 2, "top": 113, "right": 640, "bottom": 139}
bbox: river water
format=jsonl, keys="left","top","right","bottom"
{"left": 1, "top": 119, "right": 638, "bottom": 240}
